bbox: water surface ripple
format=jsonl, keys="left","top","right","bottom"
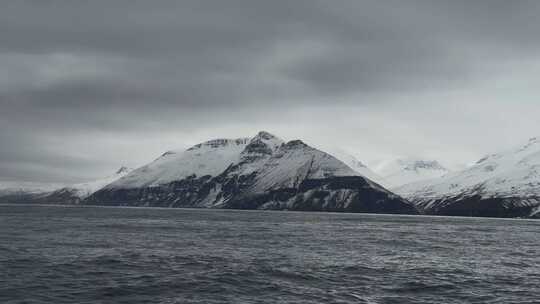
{"left": 1, "top": 205, "right": 539, "bottom": 303}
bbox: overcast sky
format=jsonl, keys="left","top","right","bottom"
{"left": 2, "top": 0, "right": 540, "bottom": 183}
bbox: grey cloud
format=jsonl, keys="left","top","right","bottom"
{"left": 2, "top": 0, "right": 540, "bottom": 182}
{"left": 0, "top": 133, "right": 110, "bottom": 182}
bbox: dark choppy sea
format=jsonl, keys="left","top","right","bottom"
{"left": 1, "top": 205, "right": 539, "bottom": 304}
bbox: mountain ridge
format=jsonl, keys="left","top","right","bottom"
{"left": 5, "top": 132, "right": 540, "bottom": 218}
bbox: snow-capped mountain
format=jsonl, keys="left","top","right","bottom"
{"left": 89, "top": 131, "right": 417, "bottom": 214}
{"left": 320, "top": 148, "right": 385, "bottom": 185}
{"left": 395, "top": 137, "right": 540, "bottom": 218}
{"left": 374, "top": 158, "right": 450, "bottom": 188}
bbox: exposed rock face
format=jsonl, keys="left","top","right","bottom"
{"left": 88, "top": 131, "right": 418, "bottom": 215}
{"left": 395, "top": 137, "right": 540, "bottom": 218}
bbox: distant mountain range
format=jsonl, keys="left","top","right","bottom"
{"left": 1, "top": 132, "right": 539, "bottom": 218}
{"left": 394, "top": 137, "right": 540, "bottom": 218}
{"left": 0, "top": 132, "right": 416, "bottom": 215}
{"left": 0, "top": 166, "right": 132, "bottom": 205}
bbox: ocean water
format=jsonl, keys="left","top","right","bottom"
{"left": 1, "top": 205, "right": 539, "bottom": 304}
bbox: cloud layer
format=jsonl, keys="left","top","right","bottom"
{"left": 2, "top": 0, "right": 540, "bottom": 182}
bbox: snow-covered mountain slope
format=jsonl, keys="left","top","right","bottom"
{"left": 0, "top": 167, "right": 132, "bottom": 204}
{"left": 225, "top": 140, "right": 362, "bottom": 194}
{"left": 374, "top": 158, "right": 450, "bottom": 188}
{"left": 46, "top": 166, "right": 133, "bottom": 202}
{"left": 110, "top": 138, "right": 251, "bottom": 189}
{"left": 90, "top": 131, "right": 417, "bottom": 214}
{"left": 395, "top": 137, "right": 540, "bottom": 218}
{"left": 321, "top": 148, "right": 385, "bottom": 185}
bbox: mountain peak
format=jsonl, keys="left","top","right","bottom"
{"left": 241, "top": 131, "right": 284, "bottom": 158}
{"left": 254, "top": 131, "right": 278, "bottom": 140}
{"left": 284, "top": 139, "right": 308, "bottom": 148}
{"left": 250, "top": 131, "right": 283, "bottom": 145}
{"left": 115, "top": 166, "right": 131, "bottom": 175}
